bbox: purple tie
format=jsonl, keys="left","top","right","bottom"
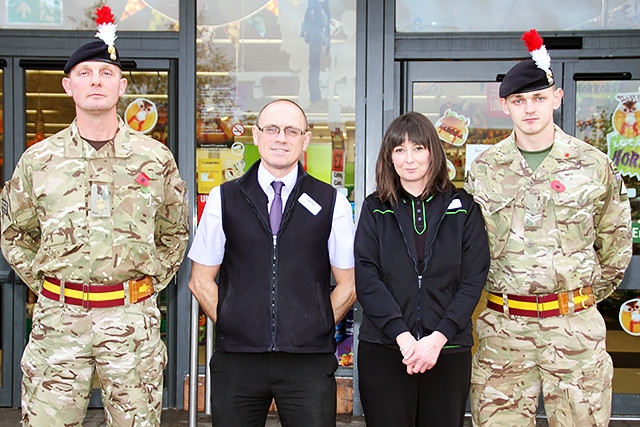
{"left": 270, "top": 181, "right": 284, "bottom": 233}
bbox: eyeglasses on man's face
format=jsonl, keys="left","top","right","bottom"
{"left": 256, "top": 124, "right": 308, "bottom": 138}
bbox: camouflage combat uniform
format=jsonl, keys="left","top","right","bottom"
{"left": 465, "top": 125, "right": 632, "bottom": 427}
{"left": 1, "top": 117, "right": 189, "bottom": 427}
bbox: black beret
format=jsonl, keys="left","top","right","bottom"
{"left": 64, "top": 40, "right": 121, "bottom": 74}
{"left": 499, "top": 59, "right": 554, "bottom": 98}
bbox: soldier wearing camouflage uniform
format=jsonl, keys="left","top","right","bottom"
{"left": 465, "top": 29, "right": 632, "bottom": 427}
{"left": 0, "top": 6, "right": 189, "bottom": 427}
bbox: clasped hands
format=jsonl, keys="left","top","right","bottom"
{"left": 396, "top": 331, "right": 447, "bottom": 375}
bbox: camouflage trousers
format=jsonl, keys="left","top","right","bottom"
{"left": 470, "top": 306, "right": 613, "bottom": 427}
{"left": 20, "top": 294, "right": 167, "bottom": 427}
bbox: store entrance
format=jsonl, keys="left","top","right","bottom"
{"left": 402, "top": 58, "right": 640, "bottom": 417}
{"left": 0, "top": 57, "right": 178, "bottom": 408}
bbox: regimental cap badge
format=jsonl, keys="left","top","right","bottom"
{"left": 95, "top": 6, "right": 118, "bottom": 61}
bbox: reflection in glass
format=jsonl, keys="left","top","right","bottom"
{"left": 396, "top": 0, "right": 640, "bottom": 32}
{"left": 412, "top": 82, "right": 511, "bottom": 185}
{"left": 1, "top": 1, "right": 178, "bottom": 31}
{"left": 195, "top": 0, "right": 357, "bottom": 200}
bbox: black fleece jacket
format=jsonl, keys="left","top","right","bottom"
{"left": 217, "top": 161, "right": 337, "bottom": 353}
{"left": 355, "top": 189, "right": 490, "bottom": 348}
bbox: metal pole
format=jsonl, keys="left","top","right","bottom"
{"left": 205, "top": 317, "right": 214, "bottom": 414}
{"left": 188, "top": 296, "right": 200, "bottom": 427}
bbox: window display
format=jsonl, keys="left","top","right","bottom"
{"left": 195, "top": 0, "right": 358, "bottom": 370}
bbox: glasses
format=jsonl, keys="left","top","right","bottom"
{"left": 256, "top": 125, "right": 307, "bottom": 138}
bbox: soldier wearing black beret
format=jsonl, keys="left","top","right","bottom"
{"left": 1, "top": 6, "right": 189, "bottom": 426}
{"left": 466, "top": 29, "right": 632, "bottom": 426}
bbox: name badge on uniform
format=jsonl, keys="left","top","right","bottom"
{"left": 90, "top": 183, "right": 111, "bottom": 217}
{"left": 298, "top": 192, "right": 322, "bottom": 215}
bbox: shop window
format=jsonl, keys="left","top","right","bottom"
{"left": 576, "top": 79, "right": 640, "bottom": 395}
{"left": 195, "top": 0, "right": 357, "bottom": 369}
{"left": 575, "top": 80, "right": 640, "bottom": 255}
{"left": 397, "top": 0, "right": 640, "bottom": 32}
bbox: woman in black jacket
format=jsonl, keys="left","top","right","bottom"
{"left": 355, "top": 112, "right": 490, "bottom": 427}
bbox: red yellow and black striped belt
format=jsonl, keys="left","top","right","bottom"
{"left": 487, "top": 286, "right": 595, "bottom": 318}
{"left": 41, "top": 276, "right": 154, "bottom": 308}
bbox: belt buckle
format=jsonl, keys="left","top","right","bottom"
{"left": 128, "top": 277, "right": 148, "bottom": 304}
{"left": 557, "top": 290, "right": 571, "bottom": 316}
{"left": 82, "top": 283, "right": 90, "bottom": 308}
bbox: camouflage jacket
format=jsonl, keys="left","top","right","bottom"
{"left": 1, "top": 117, "right": 189, "bottom": 294}
{"left": 465, "top": 125, "right": 632, "bottom": 302}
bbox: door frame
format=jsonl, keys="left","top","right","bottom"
{"left": 0, "top": 56, "right": 19, "bottom": 407}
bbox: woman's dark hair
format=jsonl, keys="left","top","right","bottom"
{"left": 375, "top": 111, "right": 454, "bottom": 204}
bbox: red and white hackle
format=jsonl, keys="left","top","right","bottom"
{"left": 521, "top": 29, "right": 553, "bottom": 85}
{"left": 95, "top": 5, "right": 118, "bottom": 61}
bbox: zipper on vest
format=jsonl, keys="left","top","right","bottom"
{"left": 271, "top": 234, "right": 278, "bottom": 350}
{"left": 417, "top": 275, "right": 423, "bottom": 339}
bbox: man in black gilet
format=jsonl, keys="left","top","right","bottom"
{"left": 188, "top": 99, "right": 356, "bottom": 427}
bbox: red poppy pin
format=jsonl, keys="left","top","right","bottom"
{"left": 550, "top": 179, "right": 565, "bottom": 192}
{"left": 136, "top": 172, "right": 150, "bottom": 189}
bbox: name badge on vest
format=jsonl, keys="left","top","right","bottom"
{"left": 90, "top": 183, "right": 111, "bottom": 217}
{"left": 298, "top": 192, "right": 322, "bottom": 215}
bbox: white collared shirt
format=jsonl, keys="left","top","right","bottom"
{"left": 188, "top": 163, "right": 355, "bottom": 269}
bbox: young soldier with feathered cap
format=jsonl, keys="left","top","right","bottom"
{"left": 0, "top": 6, "right": 189, "bottom": 426}
{"left": 465, "top": 29, "right": 632, "bottom": 426}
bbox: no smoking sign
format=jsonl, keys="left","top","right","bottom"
{"left": 232, "top": 123, "right": 245, "bottom": 137}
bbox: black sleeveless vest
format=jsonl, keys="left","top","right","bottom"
{"left": 217, "top": 161, "right": 337, "bottom": 353}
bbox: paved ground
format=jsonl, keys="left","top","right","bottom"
{"left": 0, "top": 408, "right": 638, "bottom": 426}
{"left": 0, "top": 409, "right": 364, "bottom": 426}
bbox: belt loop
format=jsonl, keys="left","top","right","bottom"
{"left": 59, "top": 280, "right": 66, "bottom": 304}
{"left": 502, "top": 293, "right": 510, "bottom": 316}
{"left": 535, "top": 295, "right": 542, "bottom": 319}
{"left": 123, "top": 280, "right": 131, "bottom": 305}
{"left": 82, "top": 283, "right": 90, "bottom": 309}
